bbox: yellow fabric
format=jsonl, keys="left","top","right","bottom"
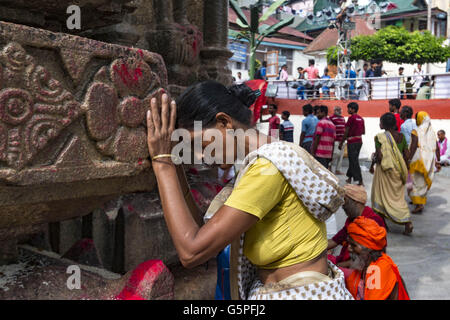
{"left": 416, "top": 111, "right": 427, "bottom": 126}
{"left": 371, "top": 132, "right": 411, "bottom": 224}
{"left": 224, "top": 158, "right": 327, "bottom": 269}
{"left": 378, "top": 132, "right": 408, "bottom": 184}
{"left": 410, "top": 196, "right": 427, "bottom": 205}
{"left": 409, "top": 160, "right": 432, "bottom": 189}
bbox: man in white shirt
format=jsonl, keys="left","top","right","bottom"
{"left": 234, "top": 72, "right": 246, "bottom": 85}
{"left": 413, "top": 64, "right": 425, "bottom": 93}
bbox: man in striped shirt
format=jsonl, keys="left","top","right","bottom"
{"left": 330, "top": 106, "right": 346, "bottom": 174}
{"left": 311, "top": 105, "right": 336, "bottom": 169}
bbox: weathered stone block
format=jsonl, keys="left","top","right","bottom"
{"left": 0, "top": 20, "right": 167, "bottom": 244}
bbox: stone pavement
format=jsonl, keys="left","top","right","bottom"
{"left": 333, "top": 160, "right": 450, "bottom": 300}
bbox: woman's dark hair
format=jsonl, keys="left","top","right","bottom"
{"left": 269, "top": 104, "right": 278, "bottom": 110}
{"left": 380, "top": 112, "right": 397, "bottom": 130}
{"left": 176, "top": 81, "right": 257, "bottom": 129}
{"left": 401, "top": 106, "right": 413, "bottom": 119}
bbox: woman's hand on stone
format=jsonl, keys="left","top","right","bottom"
{"left": 146, "top": 93, "right": 177, "bottom": 160}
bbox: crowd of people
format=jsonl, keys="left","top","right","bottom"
{"left": 261, "top": 98, "right": 444, "bottom": 218}
{"left": 146, "top": 80, "right": 446, "bottom": 300}
{"left": 238, "top": 60, "right": 437, "bottom": 101}
{"left": 258, "top": 97, "right": 445, "bottom": 298}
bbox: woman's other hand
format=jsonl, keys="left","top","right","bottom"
{"left": 146, "top": 93, "right": 177, "bottom": 159}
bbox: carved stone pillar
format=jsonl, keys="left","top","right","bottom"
{"left": 203, "top": 0, "right": 228, "bottom": 48}
{"left": 146, "top": 0, "right": 203, "bottom": 93}
{"left": 200, "top": 0, "right": 233, "bottom": 85}
{"left": 172, "top": 0, "right": 189, "bottom": 25}
{"left": 154, "top": 0, "right": 174, "bottom": 25}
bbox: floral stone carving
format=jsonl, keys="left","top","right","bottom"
{"left": 83, "top": 56, "right": 162, "bottom": 163}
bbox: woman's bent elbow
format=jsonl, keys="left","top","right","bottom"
{"left": 180, "top": 256, "right": 200, "bottom": 269}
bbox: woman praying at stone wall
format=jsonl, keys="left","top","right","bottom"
{"left": 145, "top": 81, "right": 352, "bottom": 300}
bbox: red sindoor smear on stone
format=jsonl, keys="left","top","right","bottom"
{"left": 113, "top": 63, "right": 143, "bottom": 87}
{"left": 115, "top": 260, "right": 167, "bottom": 300}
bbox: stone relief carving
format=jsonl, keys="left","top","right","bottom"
{"left": 83, "top": 55, "right": 163, "bottom": 162}
{"left": 0, "top": 42, "right": 81, "bottom": 170}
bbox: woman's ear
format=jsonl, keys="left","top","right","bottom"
{"left": 215, "top": 112, "right": 234, "bottom": 130}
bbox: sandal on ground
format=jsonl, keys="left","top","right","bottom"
{"left": 412, "top": 205, "right": 424, "bottom": 214}
{"left": 403, "top": 223, "right": 414, "bottom": 235}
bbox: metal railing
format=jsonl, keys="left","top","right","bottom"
{"left": 267, "top": 73, "right": 450, "bottom": 100}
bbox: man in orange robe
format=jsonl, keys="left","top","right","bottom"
{"left": 345, "top": 216, "right": 410, "bottom": 300}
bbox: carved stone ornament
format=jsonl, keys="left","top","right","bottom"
{"left": 0, "top": 42, "right": 81, "bottom": 170}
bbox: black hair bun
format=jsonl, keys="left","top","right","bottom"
{"left": 228, "top": 84, "right": 261, "bottom": 108}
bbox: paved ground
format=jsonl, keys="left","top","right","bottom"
{"left": 332, "top": 160, "right": 450, "bottom": 300}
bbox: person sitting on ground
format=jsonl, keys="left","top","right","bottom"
{"left": 328, "top": 185, "right": 385, "bottom": 268}
{"left": 388, "top": 98, "right": 403, "bottom": 132}
{"left": 311, "top": 105, "right": 336, "bottom": 169}
{"left": 280, "top": 111, "right": 294, "bottom": 143}
{"left": 345, "top": 216, "right": 410, "bottom": 300}
{"left": 260, "top": 104, "right": 280, "bottom": 138}
{"left": 438, "top": 130, "right": 450, "bottom": 166}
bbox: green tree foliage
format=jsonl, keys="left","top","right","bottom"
{"left": 327, "top": 26, "right": 450, "bottom": 65}
{"left": 229, "top": 0, "right": 294, "bottom": 79}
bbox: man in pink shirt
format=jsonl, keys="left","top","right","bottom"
{"left": 304, "top": 59, "right": 319, "bottom": 99}
{"left": 311, "top": 105, "right": 336, "bottom": 169}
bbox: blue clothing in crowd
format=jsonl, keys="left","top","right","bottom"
{"left": 321, "top": 75, "right": 331, "bottom": 97}
{"left": 400, "top": 118, "right": 418, "bottom": 146}
{"left": 301, "top": 114, "right": 319, "bottom": 143}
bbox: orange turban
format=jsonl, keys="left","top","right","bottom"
{"left": 347, "top": 216, "right": 387, "bottom": 251}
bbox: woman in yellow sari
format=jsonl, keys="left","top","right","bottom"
{"left": 370, "top": 113, "right": 412, "bottom": 235}
{"left": 408, "top": 111, "right": 441, "bottom": 213}
{"left": 145, "top": 81, "right": 352, "bottom": 300}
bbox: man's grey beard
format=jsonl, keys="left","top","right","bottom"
{"left": 349, "top": 252, "right": 366, "bottom": 271}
